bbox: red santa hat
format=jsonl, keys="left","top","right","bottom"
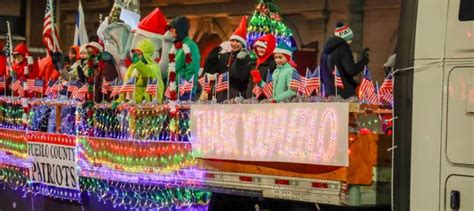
{"left": 136, "top": 8, "right": 168, "bottom": 38}
{"left": 13, "top": 43, "right": 29, "bottom": 57}
{"left": 86, "top": 42, "right": 104, "bottom": 53}
{"left": 230, "top": 16, "right": 248, "bottom": 48}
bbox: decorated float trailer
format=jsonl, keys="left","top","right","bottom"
{"left": 0, "top": 99, "right": 393, "bottom": 209}
{"left": 188, "top": 102, "right": 393, "bottom": 207}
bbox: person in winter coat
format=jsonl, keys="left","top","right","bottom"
{"left": 11, "top": 43, "right": 39, "bottom": 97}
{"left": 85, "top": 42, "right": 119, "bottom": 103}
{"left": 118, "top": 39, "right": 164, "bottom": 103}
{"left": 69, "top": 45, "right": 80, "bottom": 64}
{"left": 253, "top": 42, "right": 297, "bottom": 102}
{"left": 245, "top": 33, "right": 277, "bottom": 99}
{"left": 167, "top": 16, "right": 200, "bottom": 101}
{"left": 65, "top": 44, "right": 89, "bottom": 83}
{"left": 320, "top": 22, "right": 370, "bottom": 98}
{"left": 203, "top": 16, "right": 251, "bottom": 102}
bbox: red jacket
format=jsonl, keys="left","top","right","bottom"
{"left": 12, "top": 43, "right": 38, "bottom": 81}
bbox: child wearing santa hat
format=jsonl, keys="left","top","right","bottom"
{"left": 251, "top": 41, "right": 297, "bottom": 102}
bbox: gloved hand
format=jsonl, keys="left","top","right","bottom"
{"left": 132, "top": 53, "right": 140, "bottom": 64}
{"left": 250, "top": 70, "right": 262, "bottom": 84}
{"left": 141, "top": 56, "right": 148, "bottom": 65}
{"left": 237, "top": 49, "right": 248, "bottom": 60}
{"left": 362, "top": 48, "right": 370, "bottom": 60}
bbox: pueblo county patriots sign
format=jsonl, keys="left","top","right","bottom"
{"left": 190, "top": 103, "right": 349, "bottom": 166}
{"left": 27, "top": 132, "right": 80, "bottom": 201}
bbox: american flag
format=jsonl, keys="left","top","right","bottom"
{"left": 215, "top": 72, "right": 229, "bottom": 93}
{"left": 146, "top": 78, "right": 158, "bottom": 95}
{"left": 0, "top": 77, "right": 5, "bottom": 89}
{"left": 11, "top": 80, "right": 23, "bottom": 95}
{"left": 179, "top": 76, "right": 194, "bottom": 96}
{"left": 110, "top": 80, "right": 123, "bottom": 97}
{"left": 334, "top": 66, "right": 344, "bottom": 89}
{"left": 43, "top": 0, "right": 61, "bottom": 53}
{"left": 198, "top": 75, "right": 211, "bottom": 94}
{"left": 46, "top": 80, "right": 61, "bottom": 98}
{"left": 262, "top": 70, "right": 273, "bottom": 99}
{"left": 305, "top": 67, "right": 321, "bottom": 96}
{"left": 252, "top": 85, "right": 262, "bottom": 98}
{"left": 101, "top": 78, "right": 115, "bottom": 94}
{"left": 72, "top": 84, "right": 88, "bottom": 100}
{"left": 120, "top": 77, "right": 136, "bottom": 93}
{"left": 290, "top": 71, "right": 302, "bottom": 92}
{"left": 67, "top": 81, "right": 80, "bottom": 93}
{"left": 358, "top": 66, "right": 378, "bottom": 104}
{"left": 379, "top": 74, "right": 394, "bottom": 104}
{"left": 29, "top": 79, "right": 44, "bottom": 93}
{"left": 164, "top": 86, "right": 171, "bottom": 99}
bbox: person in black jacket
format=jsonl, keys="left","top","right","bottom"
{"left": 203, "top": 16, "right": 251, "bottom": 102}
{"left": 320, "top": 22, "right": 370, "bottom": 98}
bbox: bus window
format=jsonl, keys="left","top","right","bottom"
{"left": 459, "top": 0, "right": 474, "bottom": 21}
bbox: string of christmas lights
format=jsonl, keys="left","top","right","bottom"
{"left": 80, "top": 177, "right": 211, "bottom": 210}
{"left": 77, "top": 137, "right": 197, "bottom": 173}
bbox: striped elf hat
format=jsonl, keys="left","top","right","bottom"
{"left": 334, "top": 22, "right": 353, "bottom": 42}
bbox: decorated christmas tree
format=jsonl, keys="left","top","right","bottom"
{"left": 247, "top": 0, "right": 296, "bottom": 50}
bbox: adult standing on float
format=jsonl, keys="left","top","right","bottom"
{"left": 166, "top": 16, "right": 200, "bottom": 101}
{"left": 320, "top": 22, "right": 370, "bottom": 98}
{"left": 203, "top": 16, "right": 251, "bottom": 102}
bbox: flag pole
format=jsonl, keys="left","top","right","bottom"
{"left": 190, "top": 75, "right": 194, "bottom": 102}
{"left": 334, "top": 66, "right": 338, "bottom": 98}
{"left": 102, "top": 78, "right": 105, "bottom": 103}
{"left": 132, "top": 77, "right": 137, "bottom": 104}
{"left": 375, "top": 81, "right": 380, "bottom": 105}
{"left": 226, "top": 73, "right": 230, "bottom": 101}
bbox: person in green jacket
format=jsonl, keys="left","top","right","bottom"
{"left": 251, "top": 41, "right": 297, "bottom": 102}
{"left": 118, "top": 39, "right": 165, "bottom": 103}
{"left": 167, "top": 16, "right": 201, "bottom": 101}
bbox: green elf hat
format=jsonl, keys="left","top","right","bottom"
{"left": 273, "top": 41, "right": 293, "bottom": 57}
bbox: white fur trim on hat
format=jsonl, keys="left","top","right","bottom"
{"left": 86, "top": 42, "right": 104, "bottom": 52}
{"left": 255, "top": 40, "right": 267, "bottom": 48}
{"left": 135, "top": 28, "right": 163, "bottom": 38}
{"left": 230, "top": 35, "right": 247, "bottom": 48}
{"left": 274, "top": 48, "right": 292, "bottom": 57}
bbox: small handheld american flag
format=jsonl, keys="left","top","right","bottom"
{"left": 101, "top": 78, "right": 115, "bottom": 94}
{"left": 32, "top": 79, "right": 44, "bottom": 93}
{"left": 146, "top": 78, "right": 158, "bottom": 95}
{"left": 305, "top": 67, "right": 321, "bottom": 96}
{"left": 72, "top": 84, "right": 88, "bottom": 101}
{"left": 110, "top": 80, "right": 123, "bottom": 97}
{"left": 215, "top": 72, "right": 229, "bottom": 93}
{"left": 179, "top": 76, "right": 194, "bottom": 96}
{"left": 358, "top": 66, "right": 378, "bottom": 104}
{"left": 263, "top": 69, "right": 273, "bottom": 99}
{"left": 198, "top": 75, "right": 211, "bottom": 94}
{"left": 0, "top": 77, "right": 6, "bottom": 90}
{"left": 379, "top": 74, "right": 393, "bottom": 104}
{"left": 334, "top": 66, "right": 344, "bottom": 89}
{"left": 120, "top": 77, "right": 136, "bottom": 93}
{"left": 290, "top": 71, "right": 302, "bottom": 92}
